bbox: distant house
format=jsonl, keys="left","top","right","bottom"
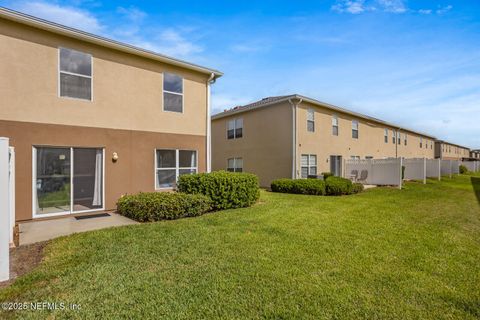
{"left": 211, "top": 94, "right": 436, "bottom": 187}
{"left": 0, "top": 8, "right": 222, "bottom": 221}
{"left": 434, "top": 141, "right": 470, "bottom": 161}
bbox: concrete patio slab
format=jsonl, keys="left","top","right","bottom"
{"left": 19, "top": 213, "right": 138, "bottom": 245}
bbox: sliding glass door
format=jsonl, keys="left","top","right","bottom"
{"left": 33, "top": 147, "right": 104, "bottom": 217}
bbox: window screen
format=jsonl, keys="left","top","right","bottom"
{"left": 59, "top": 48, "right": 92, "bottom": 100}
{"left": 163, "top": 73, "right": 183, "bottom": 112}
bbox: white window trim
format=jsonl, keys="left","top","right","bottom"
{"left": 227, "top": 118, "right": 243, "bottom": 139}
{"left": 352, "top": 120, "right": 359, "bottom": 139}
{"left": 307, "top": 108, "right": 315, "bottom": 132}
{"left": 300, "top": 154, "right": 317, "bottom": 178}
{"left": 227, "top": 157, "right": 243, "bottom": 172}
{"left": 32, "top": 146, "right": 105, "bottom": 219}
{"left": 384, "top": 129, "right": 388, "bottom": 143}
{"left": 154, "top": 149, "right": 198, "bottom": 190}
{"left": 162, "top": 73, "right": 185, "bottom": 114}
{"left": 58, "top": 47, "right": 93, "bottom": 102}
{"left": 332, "top": 115, "right": 339, "bottom": 136}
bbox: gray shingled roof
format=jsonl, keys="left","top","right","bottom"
{"left": 212, "top": 94, "right": 437, "bottom": 139}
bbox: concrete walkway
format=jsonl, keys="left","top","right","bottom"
{"left": 19, "top": 213, "right": 138, "bottom": 245}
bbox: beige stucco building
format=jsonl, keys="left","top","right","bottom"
{"left": 212, "top": 95, "right": 437, "bottom": 187}
{"left": 0, "top": 8, "right": 222, "bottom": 221}
{"left": 434, "top": 141, "right": 470, "bottom": 160}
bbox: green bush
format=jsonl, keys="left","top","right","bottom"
{"left": 352, "top": 183, "right": 364, "bottom": 194}
{"left": 459, "top": 165, "right": 468, "bottom": 174}
{"left": 117, "top": 192, "right": 212, "bottom": 222}
{"left": 322, "top": 172, "right": 334, "bottom": 179}
{"left": 177, "top": 171, "right": 260, "bottom": 210}
{"left": 271, "top": 178, "right": 326, "bottom": 195}
{"left": 325, "top": 176, "right": 353, "bottom": 195}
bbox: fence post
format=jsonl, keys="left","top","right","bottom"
{"left": 399, "top": 157, "right": 403, "bottom": 189}
{"left": 437, "top": 159, "right": 441, "bottom": 181}
{"left": 0, "top": 137, "right": 10, "bottom": 282}
{"left": 423, "top": 157, "right": 426, "bottom": 184}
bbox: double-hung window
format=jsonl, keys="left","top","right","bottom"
{"left": 59, "top": 48, "right": 92, "bottom": 100}
{"left": 397, "top": 132, "right": 401, "bottom": 145}
{"left": 392, "top": 131, "right": 396, "bottom": 144}
{"left": 155, "top": 149, "right": 197, "bottom": 189}
{"left": 227, "top": 118, "right": 243, "bottom": 139}
{"left": 384, "top": 129, "right": 388, "bottom": 143}
{"left": 404, "top": 134, "right": 407, "bottom": 146}
{"left": 163, "top": 73, "right": 183, "bottom": 113}
{"left": 420, "top": 137, "right": 423, "bottom": 148}
{"left": 307, "top": 109, "right": 315, "bottom": 132}
{"left": 301, "top": 154, "right": 317, "bottom": 178}
{"left": 227, "top": 158, "right": 243, "bottom": 172}
{"left": 352, "top": 120, "right": 359, "bottom": 139}
{"left": 332, "top": 116, "right": 339, "bottom": 136}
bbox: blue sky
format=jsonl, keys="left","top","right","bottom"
{"left": 1, "top": 0, "right": 479, "bottom": 148}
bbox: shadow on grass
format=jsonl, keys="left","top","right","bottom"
{"left": 471, "top": 177, "right": 480, "bottom": 205}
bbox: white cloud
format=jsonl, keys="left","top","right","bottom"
{"left": 418, "top": 9, "right": 432, "bottom": 15}
{"left": 116, "top": 6, "right": 146, "bottom": 23}
{"left": 14, "top": 1, "right": 102, "bottom": 33}
{"left": 377, "top": 0, "right": 406, "bottom": 13}
{"left": 331, "top": 0, "right": 368, "bottom": 14}
{"left": 211, "top": 94, "right": 254, "bottom": 115}
{"left": 437, "top": 5, "right": 453, "bottom": 15}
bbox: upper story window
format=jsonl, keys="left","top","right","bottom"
{"left": 352, "top": 120, "right": 359, "bottom": 139}
{"left": 307, "top": 109, "right": 315, "bottom": 132}
{"left": 59, "top": 48, "right": 92, "bottom": 101}
{"left": 420, "top": 137, "right": 423, "bottom": 148}
{"left": 163, "top": 73, "right": 183, "bottom": 113}
{"left": 227, "top": 158, "right": 243, "bottom": 172}
{"left": 431, "top": 141, "right": 433, "bottom": 149}
{"left": 384, "top": 129, "right": 388, "bottom": 143}
{"left": 332, "top": 115, "right": 339, "bottom": 136}
{"left": 404, "top": 133, "right": 407, "bottom": 146}
{"left": 392, "top": 131, "right": 396, "bottom": 144}
{"left": 227, "top": 118, "right": 243, "bottom": 139}
{"left": 397, "top": 132, "right": 401, "bottom": 145}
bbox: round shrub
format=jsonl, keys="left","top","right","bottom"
{"left": 459, "top": 165, "right": 468, "bottom": 174}
{"left": 322, "top": 172, "right": 334, "bottom": 179}
{"left": 177, "top": 171, "right": 260, "bottom": 210}
{"left": 271, "top": 178, "right": 325, "bottom": 195}
{"left": 117, "top": 192, "right": 212, "bottom": 222}
{"left": 351, "top": 183, "right": 364, "bottom": 194}
{"left": 325, "top": 176, "right": 353, "bottom": 196}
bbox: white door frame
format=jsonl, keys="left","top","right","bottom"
{"left": 32, "top": 146, "right": 105, "bottom": 219}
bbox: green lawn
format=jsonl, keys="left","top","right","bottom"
{"left": 1, "top": 175, "right": 480, "bottom": 319}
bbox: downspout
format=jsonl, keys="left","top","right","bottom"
{"left": 288, "top": 97, "right": 302, "bottom": 179}
{"left": 206, "top": 73, "right": 216, "bottom": 173}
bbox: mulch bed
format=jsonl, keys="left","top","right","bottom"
{"left": 0, "top": 241, "right": 48, "bottom": 288}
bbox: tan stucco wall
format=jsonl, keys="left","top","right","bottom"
{"left": 436, "top": 142, "right": 469, "bottom": 160}
{"left": 211, "top": 101, "right": 293, "bottom": 187}
{"left": 0, "top": 120, "right": 206, "bottom": 222}
{"left": 0, "top": 18, "right": 209, "bottom": 136}
{"left": 296, "top": 101, "right": 435, "bottom": 175}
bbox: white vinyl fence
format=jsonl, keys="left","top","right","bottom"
{"left": 460, "top": 161, "right": 480, "bottom": 172}
{"left": 403, "top": 158, "right": 426, "bottom": 183}
{"left": 0, "top": 138, "right": 10, "bottom": 281}
{"left": 426, "top": 159, "right": 441, "bottom": 180}
{"left": 440, "top": 160, "right": 461, "bottom": 177}
{"left": 451, "top": 160, "right": 460, "bottom": 175}
{"left": 345, "top": 158, "right": 402, "bottom": 188}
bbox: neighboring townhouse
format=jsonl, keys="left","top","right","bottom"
{"left": 471, "top": 150, "right": 480, "bottom": 160}
{"left": 212, "top": 95, "right": 436, "bottom": 187}
{"left": 0, "top": 8, "right": 222, "bottom": 221}
{"left": 434, "top": 140, "right": 470, "bottom": 160}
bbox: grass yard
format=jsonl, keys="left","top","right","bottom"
{"left": 1, "top": 175, "right": 479, "bottom": 319}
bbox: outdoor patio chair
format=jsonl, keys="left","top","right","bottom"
{"left": 357, "top": 170, "right": 368, "bottom": 183}
{"left": 349, "top": 170, "right": 358, "bottom": 182}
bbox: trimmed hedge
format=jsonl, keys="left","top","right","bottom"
{"left": 271, "top": 178, "right": 326, "bottom": 195}
{"left": 117, "top": 192, "right": 212, "bottom": 222}
{"left": 325, "top": 176, "right": 353, "bottom": 196}
{"left": 352, "top": 183, "right": 364, "bottom": 194}
{"left": 322, "top": 172, "right": 334, "bottom": 179}
{"left": 459, "top": 165, "right": 468, "bottom": 174}
{"left": 177, "top": 171, "right": 260, "bottom": 210}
